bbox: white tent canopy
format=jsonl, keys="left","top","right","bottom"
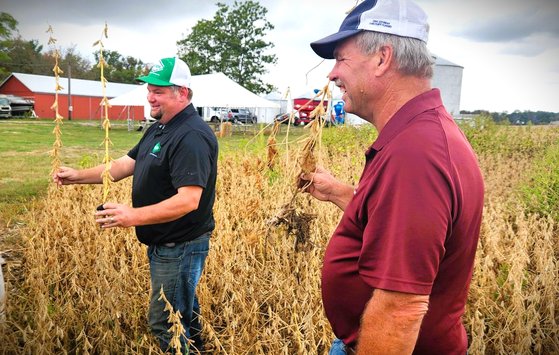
{"left": 191, "top": 73, "right": 278, "bottom": 108}
{"left": 107, "top": 83, "right": 147, "bottom": 106}
{"left": 108, "top": 72, "right": 279, "bottom": 120}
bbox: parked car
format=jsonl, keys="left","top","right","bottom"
{"left": 207, "top": 107, "right": 229, "bottom": 123}
{"left": 224, "top": 108, "right": 257, "bottom": 124}
{"left": 3, "top": 94, "right": 34, "bottom": 117}
{"left": 0, "top": 94, "right": 34, "bottom": 118}
{"left": 275, "top": 111, "right": 300, "bottom": 125}
{"left": 0, "top": 97, "right": 11, "bottom": 118}
{"left": 137, "top": 116, "right": 157, "bottom": 131}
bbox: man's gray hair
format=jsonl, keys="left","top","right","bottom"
{"left": 355, "top": 31, "right": 434, "bottom": 79}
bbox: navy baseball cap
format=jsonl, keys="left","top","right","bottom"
{"left": 311, "top": 0, "right": 429, "bottom": 59}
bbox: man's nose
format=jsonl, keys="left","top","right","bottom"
{"left": 327, "top": 68, "right": 337, "bottom": 82}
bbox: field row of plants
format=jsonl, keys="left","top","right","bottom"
{"left": 0, "top": 118, "right": 558, "bottom": 354}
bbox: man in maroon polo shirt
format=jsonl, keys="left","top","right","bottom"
{"left": 300, "top": 0, "right": 484, "bottom": 354}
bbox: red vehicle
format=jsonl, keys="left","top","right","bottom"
{"left": 292, "top": 97, "right": 328, "bottom": 126}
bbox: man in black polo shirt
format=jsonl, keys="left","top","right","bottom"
{"left": 53, "top": 57, "right": 218, "bottom": 353}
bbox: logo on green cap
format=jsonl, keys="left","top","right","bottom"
{"left": 136, "top": 57, "right": 191, "bottom": 87}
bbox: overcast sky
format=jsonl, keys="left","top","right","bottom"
{"left": 4, "top": 0, "right": 559, "bottom": 112}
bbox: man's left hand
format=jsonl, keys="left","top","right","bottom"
{"left": 95, "top": 202, "right": 135, "bottom": 228}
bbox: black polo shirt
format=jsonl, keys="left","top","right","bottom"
{"left": 128, "top": 104, "right": 218, "bottom": 245}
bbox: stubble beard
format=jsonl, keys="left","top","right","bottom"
{"left": 151, "top": 108, "right": 162, "bottom": 121}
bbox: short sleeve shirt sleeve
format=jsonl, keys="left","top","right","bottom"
{"left": 168, "top": 131, "right": 213, "bottom": 189}
{"left": 358, "top": 131, "right": 452, "bottom": 295}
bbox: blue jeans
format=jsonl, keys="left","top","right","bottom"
{"left": 328, "top": 338, "right": 466, "bottom": 355}
{"left": 147, "top": 233, "right": 210, "bottom": 354}
{"left": 329, "top": 338, "right": 348, "bottom": 355}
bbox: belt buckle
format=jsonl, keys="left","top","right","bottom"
{"left": 163, "top": 242, "right": 176, "bottom": 247}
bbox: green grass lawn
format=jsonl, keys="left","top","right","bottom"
{"left": 0, "top": 118, "right": 304, "bottom": 224}
{"left": 0, "top": 119, "right": 142, "bottom": 223}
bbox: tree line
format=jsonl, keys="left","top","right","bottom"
{"left": 0, "top": 15, "right": 147, "bottom": 84}
{"left": 0, "top": 1, "right": 277, "bottom": 94}
{"left": 461, "top": 110, "right": 559, "bottom": 125}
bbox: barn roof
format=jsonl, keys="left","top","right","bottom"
{"left": 2, "top": 72, "right": 140, "bottom": 98}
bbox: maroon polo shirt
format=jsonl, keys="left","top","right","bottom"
{"left": 321, "top": 89, "right": 484, "bottom": 354}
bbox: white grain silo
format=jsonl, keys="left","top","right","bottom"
{"left": 431, "top": 55, "right": 463, "bottom": 117}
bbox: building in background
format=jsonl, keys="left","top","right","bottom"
{"left": 0, "top": 73, "right": 143, "bottom": 120}
{"left": 276, "top": 54, "right": 464, "bottom": 125}
{"left": 432, "top": 56, "right": 463, "bottom": 117}
{"left": 1, "top": 55, "right": 463, "bottom": 123}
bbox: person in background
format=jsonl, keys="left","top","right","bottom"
{"left": 300, "top": 0, "right": 484, "bottom": 354}
{"left": 333, "top": 101, "right": 345, "bottom": 124}
{"left": 53, "top": 57, "right": 218, "bottom": 354}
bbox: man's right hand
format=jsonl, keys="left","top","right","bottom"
{"left": 53, "top": 166, "right": 79, "bottom": 186}
{"left": 300, "top": 166, "right": 355, "bottom": 211}
{"left": 52, "top": 156, "right": 134, "bottom": 186}
{"left": 300, "top": 166, "right": 337, "bottom": 202}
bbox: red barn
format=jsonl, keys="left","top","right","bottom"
{"left": 0, "top": 72, "right": 144, "bottom": 120}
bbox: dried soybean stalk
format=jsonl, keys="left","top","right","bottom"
{"left": 94, "top": 22, "right": 114, "bottom": 203}
{"left": 268, "top": 81, "right": 332, "bottom": 251}
{"left": 47, "top": 25, "right": 64, "bottom": 177}
{"left": 159, "top": 286, "right": 189, "bottom": 354}
{"left": 267, "top": 121, "right": 281, "bottom": 170}
{"left": 267, "top": 199, "right": 316, "bottom": 252}
{"left": 296, "top": 82, "right": 331, "bottom": 190}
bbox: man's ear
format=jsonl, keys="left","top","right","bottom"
{"left": 375, "top": 45, "right": 393, "bottom": 76}
{"left": 180, "top": 86, "right": 190, "bottom": 101}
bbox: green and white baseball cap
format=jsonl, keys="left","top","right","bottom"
{"left": 137, "top": 57, "right": 191, "bottom": 87}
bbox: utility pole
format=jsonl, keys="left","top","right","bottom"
{"left": 67, "top": 63, "right": 72, "bottom": 120}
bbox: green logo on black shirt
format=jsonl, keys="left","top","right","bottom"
{"left": 151, "top": 142, "right": 161, "bottom": 154}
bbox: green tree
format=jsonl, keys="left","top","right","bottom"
{"left": 61, "top": 46, "right": 95, "bottom": 79}
{"left": 90, "top": 49, "right": 146, "bottom": 84}
{"left": 0, "top": 12, "right": 19, "bottom": 79}
{"left": 1, "top": 37, "right": 50, "bottom": 76}
{"left": 0, "top": 12, "right": 17, "bottom": 38}
{"left": 0, "top": 13, "right": 144, "bottom": 84}
{"left": 1, "top": 13, "right": 56, "bottom": 77}
{"left": 176, "top": 0, "right": 277, "bottom": 94}
{"left": 42, "top": 46, "right": 95, "bottom": 80}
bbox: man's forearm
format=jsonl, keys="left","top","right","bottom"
{"left": 329, "top": 182, "right": 355, "bottom": 211}
{"left": 74, "top": 165, "right": 106, "bottom": 184}
{"left": 357, "top": 290, "right": 428, "bottom": 354}
{"left": 73, "top": 157, "right": 132, "bottom": 184}
{"left": 132, "top": 186, "right": 202, "bottom": 226}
